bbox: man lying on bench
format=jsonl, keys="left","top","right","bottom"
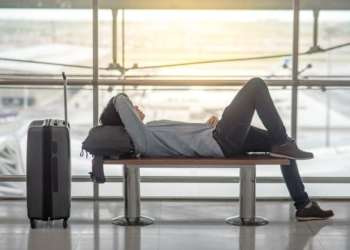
{"left": 99, "top": 77, "right": 334, "bottom": 221}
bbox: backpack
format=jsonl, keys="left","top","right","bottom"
{"left": 81, "top": 125, "right": 135, "bottom": 157}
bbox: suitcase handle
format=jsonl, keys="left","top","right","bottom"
{"left": 62, "top": 72, "right": 68, "bottom": 127}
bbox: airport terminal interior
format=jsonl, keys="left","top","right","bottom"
{"left": 0, "top": 0, "right": 350, "bottom": 249}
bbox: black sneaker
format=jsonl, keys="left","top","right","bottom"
{"left": 270, "top": 138, "right": 314, "bottom": 160}
{"left": 295, "top": 201, "right": 334, "bottom": 221}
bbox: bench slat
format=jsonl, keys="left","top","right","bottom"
{"left": 103, "top": 155, "right": 289, "bottom": 166}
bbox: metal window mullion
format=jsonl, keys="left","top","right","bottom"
{"left": 313, "top": 9, "right": 320, "bottom": 48}
{"left": 291, "top": 0, "right": 300, "bottom": 140}
{"left": 1, "top": 79, "right": 350, "bottom": 87}
{"left": 112, "top": 9, "right": 118, "bottom": 64}
{"left": 92, "top": 0, "right": 99, "bottom": 199}
{"left": 2, "top": 175, "right": 350, "bottom": 183}
{"left": 122, "top": 9, "right": 125, "bottom": 68}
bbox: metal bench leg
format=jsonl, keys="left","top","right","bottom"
{"left": 225, "top": 165, "right": 269, "bottom": 226}
{"left": 111, "top": 165, "right": 155, "bottom": 226}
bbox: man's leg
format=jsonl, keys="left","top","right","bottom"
{"left": 240, "top": 126, "right": 333, "bottom": 219}
{"left": 214, "top": 77, "right": 313, "bottom": 160}
{"left": 214, "top": 78, "right": 288, "bottom": 157}
{"left": 240, "top": 126, "right": 310, "bottom": 209}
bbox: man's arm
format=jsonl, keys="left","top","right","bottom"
{"left": 113, "top": 94, "right": 149, "bottom": 152}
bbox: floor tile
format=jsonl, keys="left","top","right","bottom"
{"left": 76, "top": 233, "right": 159, "bottom": 250}
{"left": 0, "top": 200, "right": 347, "bottom": 250}
{"left": 231, "top": 201, "right": 313, "bottom": 235}
{"left": 5, "top": 219, "right": 86, "bottom": 234}
{"left": 0, "top": 225, "right": 10, "bottom": 234}
{"left": 0, "top": 233, "right": 80, "bottom": 250}
{"left": 240, "top": 234, "right": 324, "bottom": 250}
{"left": 6, "top": 208, "right": 90, "bottom": 234}
{"left": 69, "top": 202, "right": 94, "bottom": 223}
{"left": 0, "top": 201, "right": 25, "bottom": 217}
{"left": 0, "top": 216, "right": 16, "bottom": 234}
{"left": 93, "top": 201, "right": 161, "bottom": 220}
{"left": 0, "top": 201, "right": 25, "bottom": 233}
{"left": 160, "top": 201, "right": 231, "bottom": 220}
{"left": 159, "top": 220, "right": 236, "bottom": 236}
{"left": 307, "top": 219, "right": 350, "bottom": 236}
{"left": 306, "top": 201, "right": 350, "bottom": 236}
{"left": 235, "top": 220, "right": 313, "bottom": 235}
{"left": 14, "top": 200, "right": 93, "bottom": 221}
{"left": 227, "top": 201, "right": 297, "bottom": 221}
{"left": 159, "top": 234, "right": 240, "bottom": 250}
{"left": 82, "top": 219, "right": 160, "bottom": 235}
{"left": 317, "top": 235, "right": 350, "bottom": 250}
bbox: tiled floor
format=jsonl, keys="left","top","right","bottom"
{"left": 0, "top": 200, "right": 348, "bottom": 250}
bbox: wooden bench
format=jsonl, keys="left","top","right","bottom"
{"left": 92, "top": 155, "right": 289, "bottom": 227}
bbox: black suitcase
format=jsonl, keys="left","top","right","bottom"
{"left": 26, "top": 73, "right": 71, "bottom": 229}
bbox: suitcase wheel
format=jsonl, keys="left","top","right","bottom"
{"left": 30, "top": 219, "right": 36, "bottom": 229}
{"left": 63, "top": 219, "right": 68, "bottom": 228}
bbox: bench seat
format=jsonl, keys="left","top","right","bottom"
{"left": 92, "top": 154, "right": 289, "bottom": 227}
{"left": 104, "top": 154, "right": 289, "bottom": 166}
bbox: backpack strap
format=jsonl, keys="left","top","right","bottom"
{"left": 89, "top": 155, "right": 106, "bottom": 184}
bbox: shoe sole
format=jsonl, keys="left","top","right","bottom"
{"left": 269, "top": 153, "right": 314, "bottom": 161}
{"left": 295, "top": 215, "right": 334, "bottom": 221}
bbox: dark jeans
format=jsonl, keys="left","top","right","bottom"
{"left": 213, "top": 78, "right": 310, "bottom": 209}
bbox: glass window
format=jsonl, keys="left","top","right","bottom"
{"left": 0, "top": 9, "right": 93, "bottom": 78}
{"left": 297, "top": 88, "right": 350, "bottom": 177}
{"left": 299, "top": 10, "right": 350, "bottom": 80}
{"left": 99, "top": 10, "right": 293, "bottom": 80}
{"left": 0, "top": 86, "right": 93, "bottom": 196}
{"left": 0, "top": 8, "right": 349, "bottom": 198}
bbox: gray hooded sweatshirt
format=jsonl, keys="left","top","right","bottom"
{"left": 113, "top": 93, "right": 224, "bottom": 158}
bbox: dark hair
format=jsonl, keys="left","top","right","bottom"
{"left": 99, "top": 97, "right": 124, "bottom": 126}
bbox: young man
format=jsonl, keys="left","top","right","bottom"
{"left": 100, "top": 77, "right": 334, "bottom": 221}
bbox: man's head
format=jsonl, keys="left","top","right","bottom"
{"left": 99, "top": 97, "right": 124, "bottom": 126}
{"left": 99, "top": 96, "right": 146, "bottom": 126}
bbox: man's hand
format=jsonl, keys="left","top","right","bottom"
{"left": 206, "top": 116, "right": 220, "bottom": 127}
{"left": 134, "top": 106, "right": 145, "bottom": 121}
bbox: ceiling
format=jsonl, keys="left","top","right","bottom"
{"left": 1, "top": 0, "right": 350, "bottom": 10}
